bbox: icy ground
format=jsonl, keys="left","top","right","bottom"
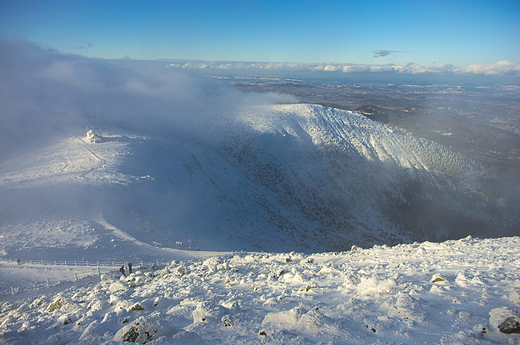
{"left": 1, "top": 236, "right": 519, "bottom": 344}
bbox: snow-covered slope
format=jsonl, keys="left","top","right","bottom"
{"left": 214, "top": 104, "right": 513, "bottom": 249}
{"left": 1, "top": 236, "right": 519, "bottom": 344}
{"left": 0, "top": 103, "right": 516, "bottom": 258}
{"left": 1, "top": 40, "right": 519, "bottom": 345}
{"left": 1, "top": 40, "right": 516, "bottom": 259}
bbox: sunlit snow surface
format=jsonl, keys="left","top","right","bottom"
{"left": 1, "top": 103, "right": 519, "bottom": 344}
{"left": 1, "top": 236, "right": 519, "bottom": 344}
{"left": 1, "top": 41, "right": 519, "bottom": 343}
{"left": 0, "top": 104, "right": 513, "bottom": 259}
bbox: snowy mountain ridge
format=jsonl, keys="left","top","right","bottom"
{"left": 0, "top": 103, "right": 515, "bottom": 259}
{"left": 217, "top": 104, "right": 497, "bottom": 245}
{"left": 1, "top": 41, "right": 519, "bottom": 344}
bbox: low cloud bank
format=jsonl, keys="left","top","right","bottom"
{"left": 168, "top": 60, "right": 520, "bottom": 76}
{"left": 0, "top": 39, "right": 296, "bottom": 155}
{"left": 1, "top": 37, "right": 517, "bottom": 158}
{"left": 455, "top": 60, "right": 520, "bottom": 76}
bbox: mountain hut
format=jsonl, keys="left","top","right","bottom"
{"left": 86, "top": 129, "right": 102, "bottom": 143}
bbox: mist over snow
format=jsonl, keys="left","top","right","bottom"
{"left": 1, "top": 38, "right": 520, "bottom": 345}
{"left": 0, "top": 38, "right": 518, "bottom": 260}
{"left": 0, "top": 39, "right": 295, "bottom": 157}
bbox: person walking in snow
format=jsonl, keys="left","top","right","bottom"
{"left": 128, "top": 263, "right": 133, "bottom": 274}
{"left": 119, "top": 265, "right": 126, "bottom": 277}
{"left": 16, "top": 259, "right": 21, "bottom": 265}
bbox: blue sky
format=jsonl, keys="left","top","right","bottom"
{"left": 0, "top": 0, "right": 519, "bottom": 67}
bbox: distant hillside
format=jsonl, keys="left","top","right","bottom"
{"left": 209, "top": 104, "right": 517, "bottom": 249}
{"left": 2, "top": 103, "right": 515, "bottom": 256}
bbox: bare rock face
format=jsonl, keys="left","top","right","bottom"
{"left": 499, "top": 316, "right": 520, "bottom": 334}
{"left": 490, "top": 307, "right": 520, "bottom": 334}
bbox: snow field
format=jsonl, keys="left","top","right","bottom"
{"left": 2, "top": 43, "right": 519, "bottom": 344}
{"left": 1, "top": 236, "right": 519, "bottom": 344}
{"left": 1, "top": 104, "right": 515, "bottom": 257}
{"left": 0, "top": 258, "right": 173, "bottom": 297}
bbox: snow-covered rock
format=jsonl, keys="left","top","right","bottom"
{"left": 1, "top": 237, "right": 519, "bottom": 344}
{"left": 490, "top": 307, "right": 520, "bottom": 334}
{"left": 113, "top": 317, "right": 177, "bottom": 343}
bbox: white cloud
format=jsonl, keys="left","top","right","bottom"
{"left": 454, "top": 60, "right": 520, "bottom": 76}
{"left": 322, "top": 65, "right": 339, "bottom": 72}
{"left": 167, "top": 60, "right": 519, "bottom": 76}
{"left": 369, "top": 64, "right": 398, "bottom": 72}
{"left": 0, "top": 39, "right": 298, "bottom": 154}
{"left": 341, "top": 65, "right": 369, "bottom": 73}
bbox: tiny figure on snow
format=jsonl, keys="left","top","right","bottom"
{"left": 128, "top": 263, "right": 133, "bottom": 274}
{"left": 119, "top": 266, "right": 126, "bottom": 277}
{"left": 16, "top": 259, "right": 21, "bottom": 265}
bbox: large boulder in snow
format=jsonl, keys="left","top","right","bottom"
{"left": 46, "top": 297, "right": 67, "bottom": 313}
{"left": 489, "top": 307, "right": 520, "bottom": 334}
{"left": 499, "top": 317, "right": 520, "bottom": 334}
{"left": 498, "top": 316, "right": 520, "bottom": 334}
{"left": 113, "top": 317, "right": 176, "bottom": 343}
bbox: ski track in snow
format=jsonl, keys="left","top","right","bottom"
{"left": 96, "top": 217, "right": 141, "bottom": 244}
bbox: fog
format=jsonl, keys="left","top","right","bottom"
{"left": 1, "top": 39, "right": 517, "bottom": 251}
{"left": 0, "top": 39, "right": 296, "bottom": 159}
